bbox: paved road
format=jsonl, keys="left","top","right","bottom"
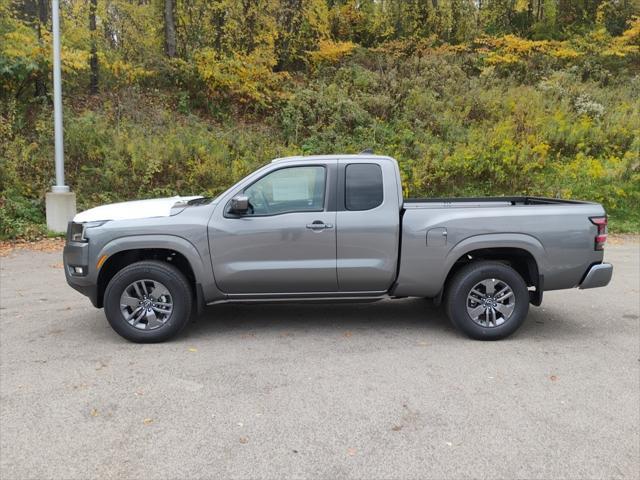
{"left": 1, "top": 241, "right": 639, "bottom": 479}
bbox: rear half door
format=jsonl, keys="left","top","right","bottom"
{"left": 336, "top": 159, "right": 400, "bottom": 291}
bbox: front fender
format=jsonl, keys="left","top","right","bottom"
{"left": 97, "top": 234, "right": 223, "bottom": 304}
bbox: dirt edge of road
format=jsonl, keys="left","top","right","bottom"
{"left": 0, "top": 237, "right": 66, "bottom": 257}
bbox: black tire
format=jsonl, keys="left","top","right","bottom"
{"left": 445, "top": 261, "right": 529, "bottom": 340}
{"left": 104, "top": 260, "right": 193, "bottom": 343}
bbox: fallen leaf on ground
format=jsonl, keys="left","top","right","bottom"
{"left": 347, "top": 447, "right": 357, "bottom": 456}
{"left": 550, "top": 375, "right": 558, "bottom": 381}
{"left": 239, "top": 436, "right": 249, "bottom": 444}
{"left": 391, "top": 425, "right": 403, "bottom": 431}
{"left": 143, "top": 418, "right": 154, "bottom": 425}
{"left": 90, "top": 408, "right": 99, "bottom": 417}
{"left": 343, "top": 331, "right": 353, "bottom": 338}
{"left": 0, "top": 238, "right": 65, "bottom": 257}
{"left": 50, "top": 263, "right": 63, "bottom": 269}
{"left": 188, "top": 347, "right": 197, "bottom": 352}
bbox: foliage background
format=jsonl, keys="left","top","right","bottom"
{"left": 1, "top": 0, "right": 639, "bottom": 238}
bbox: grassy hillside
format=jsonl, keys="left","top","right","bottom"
{"left": 1, "top": 6, "right": 639, "bottom": 238}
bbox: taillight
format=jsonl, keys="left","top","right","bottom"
{"left": 590, "top": 216, "right": 608, "bottom": 251}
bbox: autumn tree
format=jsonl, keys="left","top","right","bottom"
{"left": 275, "top": 0, "right": 329, "bottom": 70}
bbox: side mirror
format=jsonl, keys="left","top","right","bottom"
{"left": 230, "top": 195, "right": 249, "bottom": 215}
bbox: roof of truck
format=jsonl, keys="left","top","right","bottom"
{"left": 271, "top": 154, "right": 395, "bottom": 164}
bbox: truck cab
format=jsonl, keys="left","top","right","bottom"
{"left": 208, "top": 155, "right": 402, "bottom": 296}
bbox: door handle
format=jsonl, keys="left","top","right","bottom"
{"left": 306, "top": 221, "right": 333, "bottom": 230}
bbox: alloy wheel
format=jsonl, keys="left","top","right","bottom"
{"left": 120, "top": 279, "right": 173, "bottom": 330}
{"left": 466, "top": 278, "right": 515, "bottom": 328}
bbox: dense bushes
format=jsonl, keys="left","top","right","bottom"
{"left": 1, "top": 25, "right": 639, "bottom": 238}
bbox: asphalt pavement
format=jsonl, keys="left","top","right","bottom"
{"left": 1, "top": 240, "right": 639, "bottom": 479}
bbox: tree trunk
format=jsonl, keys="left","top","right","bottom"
{"left": 164, "top": 0, "right": 177, "bottom": 58}
{"left": 35, "top": 0, "right": 48, "bottom": 98}
{"left": 537, "top": 0, "right": 543, "bottom": 22}
{"left": 275, "top": 0, "right": 302, "bottom": 71}
{"left": 89, "top": 0, "right": 99, "bottom": 94}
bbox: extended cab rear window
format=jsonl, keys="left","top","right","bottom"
{"left": 345, "top": 163, "right": 383, "bottom": 211}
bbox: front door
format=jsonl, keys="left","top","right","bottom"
{"left": 211, "top": 164, "right": 338, "bottom": 294}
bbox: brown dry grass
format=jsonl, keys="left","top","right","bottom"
{"left": 0, "top": 238, "right": 65, "bottom": 257}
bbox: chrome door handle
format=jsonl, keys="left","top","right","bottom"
{"left": 306, "top": 222, "right": 333, "bottom": 230}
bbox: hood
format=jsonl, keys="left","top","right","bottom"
{"left": 73, "top": 196, "right": 203, "bottom": 223}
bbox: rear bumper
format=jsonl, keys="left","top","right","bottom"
{"left": 578, "top": 263, "right": 613, "bottom": 289}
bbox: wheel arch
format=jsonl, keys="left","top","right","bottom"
{"left": 95, "top": 236, "right": 205, "bottom": 309}
{"left": 440, "top": 234, "right": 545, "bottom": 306}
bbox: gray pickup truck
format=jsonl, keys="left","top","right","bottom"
{"left": 64, "top": 154, "right": 613, "bottom": 342}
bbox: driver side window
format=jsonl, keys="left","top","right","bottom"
{"left": 244, "top": 166, "right": 326, "bottom": 216}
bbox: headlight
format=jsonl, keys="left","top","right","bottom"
{"left": 69, "top": 221, "right": 107, "bottom": 242}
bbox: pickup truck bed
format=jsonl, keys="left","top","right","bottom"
{"left": 396, "top": 197, "right": 607, "bottom": 301}
{"left": 405, "top": 196, "right": 591, "bottom": 205}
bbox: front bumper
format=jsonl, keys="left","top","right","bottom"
{"left": 578, "top": 263, "right": 613, "bottom": 289}
{"left": 63, "top": 240, "right": 100, "bottom": 307}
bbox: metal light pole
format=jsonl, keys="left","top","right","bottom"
{"left": 51, "top": 0, "right": 67, "bottom": 193}
{"left": 46, "top": 0, "right": 76, "bottom": 231}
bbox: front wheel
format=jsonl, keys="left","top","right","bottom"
{"left": 445, "top": 261, "right": 529, "bottom": 340}
{"left": 104, "top": 260, "right": 193, "bottom": 343}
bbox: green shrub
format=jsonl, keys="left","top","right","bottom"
{"left": 1, "top": 36, "right": 638, "bottom": 237}
{"left": 0, "top": 190, "right": 47, "bottom": 240}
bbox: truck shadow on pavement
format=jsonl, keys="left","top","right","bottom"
{"left": 180, "top": 297, "right": 582, "bottom": 341}
{"left": 189, "top": 298, "right": 454, "bottom": 338}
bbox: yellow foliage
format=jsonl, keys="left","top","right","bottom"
{"left": 1, "top": 25, "right": 89, "bottom": 74}
{"left": 308, "top": 40, "right": 357, "bottom": 64}
{"left": 195, "top": 48, "right": 287, "bottom": 107}
{"left": 620, "top": 17, "right": 640, "bottom": 44}
{"left": 603, "top": 17, "right": 640, "bottom": 57}
{"left": 480, "top": 34, "right": 582, "bottom": 65}
{"left": 485, "top": 52, "right": 520, "bottom": 65}
{"left": 492, "top": 35, "right": 550, "bottom": 55}
{"left": 550, "top": 47, "right": 581, "bottom": 59}
{"left": 2, "top": 30, "right": 45, "bottom": 61}
{"left": 434, "top": 43, "right": 470, "bottom": 55}
{"left": 103, "top": 58, "right": 153, "bottom": 84}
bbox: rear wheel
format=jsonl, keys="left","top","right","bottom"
{"left": 104, "top": 260, "right": 192, "bottom": 343}
{"left": 445, "top": 261, "right": 529, "bottom": 340}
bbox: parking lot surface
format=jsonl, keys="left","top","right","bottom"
{"left": 1, "top": 240, "right": 639, "bottom": 479}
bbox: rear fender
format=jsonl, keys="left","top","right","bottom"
{"left": 441, "top": 233, "right": 546, "bottom": 298}
{"left": 444, "top": 233, "right": 546, "bottom": 278}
